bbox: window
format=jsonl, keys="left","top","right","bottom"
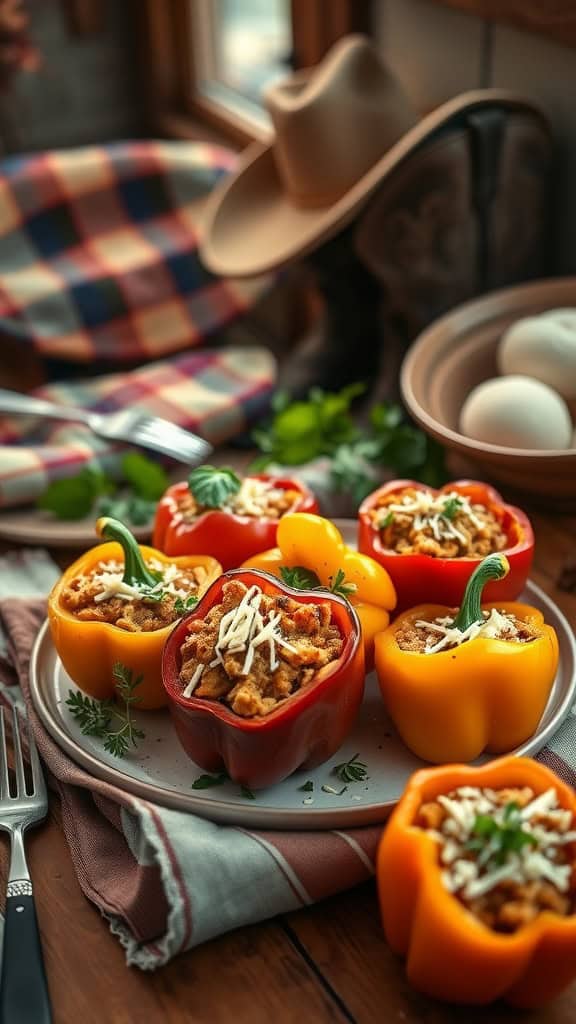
{"left": 142, "top": 0, "right": 372, "bottom": 147}
{"left": 190, "top": 0, "right": 292, "bottom": 134}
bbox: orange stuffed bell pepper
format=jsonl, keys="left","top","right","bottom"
{"left": 374, "top": 552, "right": 559, "bottom": 762}
{"left": 242, "top": 512, "right": 396, "bottom": 669}
{"left": 378, "top": 755, "right": 576, "bottom": 1007}
{"left": 48, "top": 517, "right": 221, "bottom": 709}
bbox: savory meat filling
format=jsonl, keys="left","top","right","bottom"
{"left": 416, "top": 786, "right": 576, "bottom": 933}
{"left": 369, "top": 487, "right": 508, "bottom": 558}
{"left": 60, "top": 558, "right": 207, "bottom": 632}
{"left": 178, "top": 580, "right": 343, "bottom": 717}
{"left": 395, "top": 608, "right": 539, "bottom": 654}
{"left": 178, "top": 477, "right": 301, "bottom": 523}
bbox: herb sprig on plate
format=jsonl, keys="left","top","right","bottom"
{"left": 65, "top": 662, "right": 145, "bottom": 758}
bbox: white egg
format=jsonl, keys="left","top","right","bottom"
{"left": 498, "top": 308, "right": 576, "bottom": 399}
{"left": 459, "top": 375, "right": 573, "bottom": 450}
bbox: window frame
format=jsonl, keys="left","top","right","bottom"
{"left": 140, "top": 0, "right": 372, "bottom": 149}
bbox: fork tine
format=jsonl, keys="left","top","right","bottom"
{"left": 11, "top": 707, "right": 27, "bottom": 797}
{"left": 27, "top": 716, "right": 45, "bottom": 799}
{"left": 0, "top": 708, "right": 9, "bottom": 799}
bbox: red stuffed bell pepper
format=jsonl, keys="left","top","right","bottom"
{"left": 153, "top": 465, "right": 318, "bottom": 570}
{"left": 162, "top": 568, "right": 365, "bottom": 789}
{"left": 358, "top": 478, "right": 533, "bottom": 611}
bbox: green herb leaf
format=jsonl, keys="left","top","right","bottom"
{"left": 279, "top": 565, "right": 321, "bottom": 590}
{"left": 66, "top": 662, "right": 145, "bottom": 759}
{"left": 441, "top": 496, "right": 464, "bottom": 521}
{"left": 333, "top": 753, "right": 368, "bottom": 784}
{"left": 465, "top": 802, "right": 537, "bottom": 869}
{"left": 251, "top": 384, "right": 363, "bottom": 468}
{"left": 65, "top": 690, "right": 113, "bottom": 737}
{"left": 299, "top": 780, "right": 314, "bottom": 792}
{"left": 328, "top": 569, "right": 357, "bottom": 599}
{"left": 38, "top": 466, "right": 111, "bottom": 520}
{"left": 191, "top": 772, "right": 229, "bottom": 789}
{"left": 121, "top": 452, "right": 169, "bottom": 500}
{"left": 174, "top": 594, "right": 199, "bottom": 614}
{"left": 240, "top": 785, "right": 256, "bottom": 800}
{"left": 379, "top": 511, "right": 394, "bottom": 529}
{"left": 188, "top": 465, "right": 241, "bottom": 508}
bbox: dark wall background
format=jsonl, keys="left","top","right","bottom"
{"left": 0, "top": 0, "right": 143, "bottom": 154}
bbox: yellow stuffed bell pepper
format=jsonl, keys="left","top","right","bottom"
{"left": 374, "top": 553, "right": 559, "bottom": 762}
{"left": 48, "top": 517, "right": 221, "bottom": 709}
{"left": 242, "top": 512, "right": 396, "bottom": 669}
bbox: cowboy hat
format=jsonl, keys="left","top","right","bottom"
{"left": 199, "top": 35, "right": 538, "bottom": 279}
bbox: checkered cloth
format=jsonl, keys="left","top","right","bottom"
{"left": 0, "top": 141, "right": 270, "bottom": 363}
{"left": 0, "top": 346, "right": 276, "bottom": 507}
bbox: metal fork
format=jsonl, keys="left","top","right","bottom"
{"left": 0, "top": 707, "right": 52, "bottom": 1024}
{"left": 0, "top": 388, "right": 213, "bottom": 465}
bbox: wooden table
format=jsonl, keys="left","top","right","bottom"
{"left": 1, "top": 506, "right": 576, "bottom": 1024}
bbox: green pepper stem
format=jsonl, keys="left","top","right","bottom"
{"left": 96, "top": 517, "right": 158, "bottom": 589}
{"left": 452, "top": 554, "right": 510, "bottom": 632}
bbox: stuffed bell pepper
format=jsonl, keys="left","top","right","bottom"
{"left": 378, "top": 755, "right": 576, "bottom": 1007}
{"left": 358, "top": 478, "right": 534, "bottom": 611}
{"left": 242, "top": 512, "right": 396, "bottom": 669}
{"left": 374, "top": 553, "right": 558, "bottom": 763}
{"left": 48, "top": 517, "right": 222, "bottom": 709}
{"left": 162, "top": 567, "right": 365, "bottom": 788}
{"left": 153, "top": 464, "right": 318, "bottom": 570}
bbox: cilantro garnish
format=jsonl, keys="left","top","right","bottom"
{"left": 465, "top": 802, "right": 537, "bottom": 869}
{"left": 280, "top": 566, "right": 321, "bottom": 590}
{"left": 441, "top": 496, "right": 464, "bottom": 521}
{"left": 191, "top": 771, "right": 228, "bottom": 789}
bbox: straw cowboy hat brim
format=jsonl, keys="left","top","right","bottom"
{"left": 200, "top": 88, "right": 535, "bottom": 280}
{"left": 199, "top": 35, "right": 539, "bottom": 280}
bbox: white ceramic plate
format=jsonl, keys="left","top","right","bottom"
{"left": 0, "top": 507, "right": 152, "bottom": 548}
{"left": 28, "top": 523, "right": 576, "bottom": 829}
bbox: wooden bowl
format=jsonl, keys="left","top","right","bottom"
{"left": 400, "top": 278, "right": 576, "bottom": 503}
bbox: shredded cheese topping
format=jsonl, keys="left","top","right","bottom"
{"left": 382, "top": 489, "right": 484, "bottom": 543}
{"left": 413, "top": 608, "right": 521, "bottom": 653}
{"left": 82, "top": 558, "right": 195, "bottom": 604}
{"left": 424, "top": 786, "right": 576, "bottom": 901}
{"left": 181, "top": 585, "right": 299, "bottom": 699}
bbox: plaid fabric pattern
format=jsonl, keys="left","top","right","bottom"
{"left": 0, "top": 345, "right": 276, "bottom": 507}
{"left": 0, "top": 141, "right": 271, "bottom": 363}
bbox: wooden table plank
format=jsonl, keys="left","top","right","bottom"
{"left": 0, "top": 804, "right": 350, "bottom": 1024}
{"left": 285, "top": 882, "right": 576, "bottom": 1023}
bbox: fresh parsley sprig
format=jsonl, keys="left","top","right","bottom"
{"left": 441, "top": 496, "right": 464, "bottom": 521}
{"left": 465, "top": 802, "right": 537, "bottom": 869}
{"left": 333, "top": 753, "right": 368, "bottom": 784}
{"left": 279, "top": 564, "right": 357, "bottom": 600}
{"left": 251, "top": 385, "right": 447, "bottom": 499}
{"left": 65, "top": 662, "right": 145, "bottom": 758}
{"left": 37, "top": 452, "right": 169, "bottom": 524}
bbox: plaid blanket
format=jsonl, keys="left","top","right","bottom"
{"left": 0, "top": 346, "right": 276, "bottom": 507}
{"left": 0, "top": 141, "right": 270, "bottom": 364}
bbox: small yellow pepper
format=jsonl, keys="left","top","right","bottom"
{"left": 242, "top": 512, "right": 396, "bottom": 669}
{"left": 48, "top": 517, "right": 221, "bottom": 710}
{"left": 374, "top": 553, "right": 559, "bottom": 762}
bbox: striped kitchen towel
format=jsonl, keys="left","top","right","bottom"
{"left": 0, "top": 344, "right": 276, "bottom": 508}
{"left": 0, "top": 579, "right": 378, "bottom": 971}
{"left": 0, "top": 141, "right": 271, "bottom": 365}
